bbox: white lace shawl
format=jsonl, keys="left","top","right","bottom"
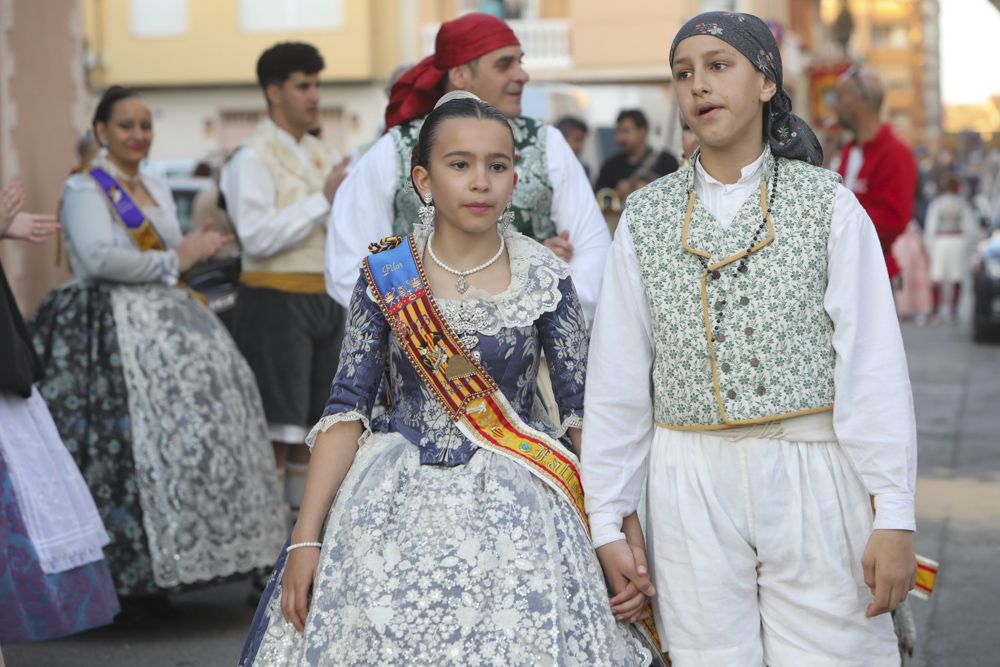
{"left": 306, "top": 223, "right": 573, "bottom": 449}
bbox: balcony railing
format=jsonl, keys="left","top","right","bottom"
{"left": 421, "top": 19, "right": 571, "bottom": 70}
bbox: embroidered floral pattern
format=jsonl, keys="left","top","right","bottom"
{"left": 31, "top": 284, "right": 158, "bottom": 595}
{"left": 244, "top": 435, "right": 652, "bottom": 666}
{"left": 318, "top": 227, "right": 586, "bottom": 466}
{"left": 509, "top": 117, "right": 556, "bottom": 241}
{"left": 108, "top": 284, "right": 287, "bottom": 588}
{"left": 391, "top": 122, "right": 424, "bottom": 236}
{"left": 626, "top": 153, "right": 840, "bottom": 426}
{"left": 428, "top": 224, "right": 570, "bottom": 335}
{"left": 694, "top": 21, "right": 724, "bottom": 35}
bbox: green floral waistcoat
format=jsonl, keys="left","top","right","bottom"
{"left": 390, "top": 117, "right": 555, "bottom": 240}
{"left": 627, "top": 152, "right": 840, "bottom": 429}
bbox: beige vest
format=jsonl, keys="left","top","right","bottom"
{"left": 240, "top": 120, "right": 333, "bottom": 275}
{"left": 627, "top": 152, "right": 840, "bottom": 429}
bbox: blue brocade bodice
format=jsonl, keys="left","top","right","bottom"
{"left": 317, "top": 228, "right": 588, "bottom": 466}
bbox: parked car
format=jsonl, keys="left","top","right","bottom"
{"left": 972, "top": 226, "right": 1000, "bottom": 343}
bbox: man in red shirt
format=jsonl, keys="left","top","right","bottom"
{"left": 833, "top": 68, "right": 917, "bottom": 280}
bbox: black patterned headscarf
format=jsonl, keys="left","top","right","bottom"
{"left": 669, "top": 11, "right": 823, "bottom": 167}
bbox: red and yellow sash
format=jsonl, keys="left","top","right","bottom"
{"left": 363, "top": 234, "right": 588, "bottom": 529}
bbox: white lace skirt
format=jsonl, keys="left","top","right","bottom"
{"left": 109, "top": 284, "right": 287, "bottom": 588}
{"left": 242, "top": 432, "right": 654, "bottom": 667}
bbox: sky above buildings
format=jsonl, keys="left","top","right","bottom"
{"left": 940, "top": 0, "right": 1000, "bottom": 104}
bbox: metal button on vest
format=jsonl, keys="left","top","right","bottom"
{"left": 721, "top": 362, "right": 731, "bottom": 372}
{"left": 727, "top": 389, "right": 736, "bottom": 399}
{"left": 740, "top": 296, "right": 750, "bottom": 306}
{"left": 750, "top": 357, "right": 760, "bottom": 368}
{"left": 715, "top": 333, "right": 726, "bottom": 343}
{"left": 745, "top": 326, "right": 754, "bottom": 336}
{"left": 756, "top": 385, "right": 766, "bottom": 396}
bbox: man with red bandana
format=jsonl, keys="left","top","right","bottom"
{"left": 326, "top": 13, "right": 610, "bottom": 322}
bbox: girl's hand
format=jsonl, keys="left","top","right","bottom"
{"left": 280, "top": 546, "right": 321, "bottom": 634}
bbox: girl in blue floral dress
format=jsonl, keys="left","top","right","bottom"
{"left": 240, "top": 94, "right": 661, "bottom": 665}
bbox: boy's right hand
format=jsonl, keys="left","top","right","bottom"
{"left": 281, "top": 547, "right": 321, "bottom": 634}
{"left": 596, "top": 539, "right": 656, "bottom": 623}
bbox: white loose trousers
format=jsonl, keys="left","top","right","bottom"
{"left": 646, "top": 426, "right": 899, "bottom": 666}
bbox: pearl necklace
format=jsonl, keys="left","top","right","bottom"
{"left": 103, "top": 159, "right": 143, "bottom": 190}
{"left": 427, "top": 230, "right": 506, "bottom": 294}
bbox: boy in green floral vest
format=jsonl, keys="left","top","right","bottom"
{"left": 581, "top": 12, "right": 917, "bottom": 666}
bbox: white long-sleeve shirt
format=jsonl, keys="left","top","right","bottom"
{"left": 582, "top": 152, "right": 918, "bottom": 547}
{"left": 61, "top": 168, "right": 182, "bottom": 285}
{"left": 220, "top": 119, "right": 332, "bottom": 261}
{"left": 326, "top": 124, "right": 611, "bottom": 322}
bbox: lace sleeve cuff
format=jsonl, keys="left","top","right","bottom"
{"left": 552, "top": 413, "right": 583, "bottom": 439}
{"left": 305, "top": 411, "right": 371, "bottom": 451}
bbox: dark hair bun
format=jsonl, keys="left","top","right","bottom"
{"left": 92, "top": 85, "right": 141, "bottom": 136}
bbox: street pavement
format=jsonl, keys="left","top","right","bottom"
{"left": 4, "top": 319, "right": 999, "bottom": 667}
{"left": 904, "top": 320, "right": 1000, "bottom": 667}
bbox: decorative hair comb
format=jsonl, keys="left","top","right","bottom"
{"left": 434, "top": 90, "right": 483, "bottom": 109}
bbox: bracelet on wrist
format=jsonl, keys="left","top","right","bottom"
{"left": 286, "top": 541, "right": 322, "bottom": 553}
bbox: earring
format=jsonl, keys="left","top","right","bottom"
{"left": 418, "top": 191, "right": 435, "bottom": 226}
{"left": 498, "top": 200, "right": 514, "bottom": 233}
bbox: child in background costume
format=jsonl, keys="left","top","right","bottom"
{"left": 582, "top": 12, "right": 917, "bottom": 667}
{"left": 240, "top": 93, "right": 661, "bottom": 666}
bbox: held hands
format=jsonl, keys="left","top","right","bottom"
{"left": 544, "top": 229, "right": 574, "bottom": 262}
{"left": 861, "top": 529, "right": 917, "bottom": 617}
{"left": 323, "top": 156, "right": 351, "bottom": 203}
{"left": 596, "top": 512, "right": 656, "bottom": 624}
{"left": 175, "top": 220, "right": 234, "bottom": 272}
{"left": 281, "top": 545, "right": 321, "bottom": 633}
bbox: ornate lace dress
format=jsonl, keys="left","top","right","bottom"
{"left": 30, "top": 168, "right": 286, "bottom": 595}
{"left": 241, "top": 227, "right": 655, "bottom": 666}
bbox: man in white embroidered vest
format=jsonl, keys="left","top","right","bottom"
{"left": 221, "top": 42, "right": 349, "bottom": 518}
{"left": 326, "top": 12, "right": 610, "bottom": 323}
{"left": 581, "top": 13, "right": 918, "bottom": 667}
